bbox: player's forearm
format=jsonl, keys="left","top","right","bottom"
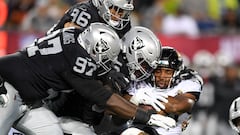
{"left": 164, "top": 95, "right": 195, "bottom": 115}
{"left": 106, "top": 93, "right": 137, "bottom": 119}
{"left": 106, "top": 93, "right": 154, "bottom": 125}
{"left": 64, "top": 22, "right": 81, "bottom": 28}
{"left": 122, "top": 94, "right": 132, "bottom": 101}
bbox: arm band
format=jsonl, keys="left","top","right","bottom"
{"left": 133, "top": 108, "right": 153, "bottom": 124}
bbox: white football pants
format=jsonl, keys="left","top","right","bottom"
{"left": 59, "top": 116, "right": 97, "bottom": 135}
{"left": 0, "top": 82, "right": 63, "bottom": 135}
{"left": 0, "top": 82, "right": 27, "bottom": 135}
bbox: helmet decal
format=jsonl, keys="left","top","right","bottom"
{"left": 229, "top": 97, "right": 240, "bottom": 133}
{"left": 131, "top": 36, "right": 145, "bottom": 50}
{"left": 95, "top": 38, "right": 110, "bottom": 53}
{"left": 79, "top": 23, "right": 121, "bottom": 76}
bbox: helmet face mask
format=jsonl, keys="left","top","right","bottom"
{"left": 96, "top": 56, "right": 113, "bottom": 76}
{"left": 127, "top": 55, "right": 154, "bottom": 82}
{"left": 95, "top": 0, "right": 134, "bottom": 30}
{"left": 78, "top": 23, "right": 121, "bottom": 76}
{"left": 123, "top": 26, "right": 162, "bottom": 82}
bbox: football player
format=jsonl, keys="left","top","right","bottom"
{"left": 0, "top": 23, "right": 174, "bottom": 135}
{"left": 121, "top": 46, "right": 203, "bottom": 135}
{"left": 47, "top": 0, "right": 134, "bottom": 76}
{"left": 47, "top": 0, "right": 133, "bottom": 38}
{"left": 45, "top": 1, "right": 173, "bottom": 134}
{"left": 98, "top": 26, "right": 173, "bottom": 135}
{"left": 229, "top": 97, "right": 240, "bottom": 135}
{"left": 45, "top": 0, "right": 134, "bottom": 91}
{"left": 44, "top": 0, "right": 134, "bottom": 133}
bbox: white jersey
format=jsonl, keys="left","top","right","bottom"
{"left": 127, "top": 79, "right": 202, "bottom": 135}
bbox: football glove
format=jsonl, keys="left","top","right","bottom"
{"left": 107, "top": 69, "right": 130, "bottom": 93}
{"left": 130, "top": 87, "right": 168, "bottom": 111}
{"left": 147, "top": 114, "right": 176, "bottom": 130}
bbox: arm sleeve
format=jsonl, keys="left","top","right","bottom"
{"left": 61, "top": 71, "right": 113, "bottom": 107}
{"left": 177, "top": 80, "right": 202, "bottom": 93}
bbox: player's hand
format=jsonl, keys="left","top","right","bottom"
{"left": 0, "top": 94, "right": 9, "bottom": 108}
{"left": 107, "top": 69, "right": 130, "bottom": 92}
{"left": 147, "top": 114, "right": 176, "bottom": 130}
{"left": 130, "top": 87, "right": 168, "bottom": 111}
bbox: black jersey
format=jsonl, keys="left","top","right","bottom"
{"left": 47, "top": 0, "right": 131, "bottom": 81}
{"left": 0, "top": 27, "right": 113, "bottom": 105}
{"left": 47, "top": 0, "right": 131, "bottom": 82}
{"left": 47, "top": 0, "right": 131, "bottom": 38}
{"left": 44, "top": 1, "right": 131, "bottom": 125}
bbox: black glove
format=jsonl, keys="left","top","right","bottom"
{"left": 107, "top": 70, "right": 130, "bottom": 93}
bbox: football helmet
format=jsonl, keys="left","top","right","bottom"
{"left": 192, "top": 50, "right": 215, "bottom": 78}
{"left": 154, "top": 46, "right": 184, "bottom": 88}
{"left": 92, "top": 0, "right": 134, "bottom": 30}
{"left": 229, "top": 97, "right": 240, "bottom": 134}
{"left": 122, "top": 26, "right": 162, "bottom": 82}
{"left": 78, "top": 22, "right": 121, "bottom": 76}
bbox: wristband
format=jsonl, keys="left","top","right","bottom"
{"left": 133, "top": 108, "right": 152, "bottom": 124}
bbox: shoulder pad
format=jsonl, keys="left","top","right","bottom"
{"left": 172, "top": 68, "right": 203, "bottom": 87}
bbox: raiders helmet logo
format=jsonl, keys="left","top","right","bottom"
{"left": 95, "top": 38, "right": 110, "bottom": 53}
{"left": 131, "top": 36, "right": 145, "bottom": 51}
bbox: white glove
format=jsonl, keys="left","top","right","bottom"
{"left": 147, "top": 114, "right": 176, "bottom": 130}
{"left": 0, "top": 94, "right": 9, "bottom": 108}
{"left": 130, "top": 87, "right": 168, "bottom": 111}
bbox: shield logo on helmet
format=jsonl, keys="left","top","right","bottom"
{"left": 95, "top": 38, "right": 110, "bottom": 53}
{"left": 131, "top": 36, "right": 145, "bottom": 51}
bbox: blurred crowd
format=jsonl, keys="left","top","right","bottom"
{"left": 2, "top": 0, "right": 240, "bottom": 134}
{"left": 3, "top": 0, "right": 240, "bottom": 35}
{"left": 181, "top": 50, "right": 240, "bottom": 135}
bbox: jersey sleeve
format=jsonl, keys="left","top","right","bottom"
{"left": 47, "top": 8, "right": 73, "bottom": 34}
{"left": 59, "top": 28, "right": 98, "bottom": 79}
{"left": 126, "top": 81, "right": 150, "bottom": 95}
{"left": 61, "top": 70, "right": 113, "bottom": 107}
{"left": 176, "top": 80, "right": 202, "bottom": 94}
{"left": 47, "top": 2, "right": 96, "bottom": 34}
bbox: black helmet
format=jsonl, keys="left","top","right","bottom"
{"left": 152, "top": 46, "right": 184, "bottom": 88}
{"left": 157, "top": 46, "right": 183, "bottom": 70}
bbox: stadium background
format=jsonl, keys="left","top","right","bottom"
{"left": 1, "top": 0, "right": 240, "bottom": 134}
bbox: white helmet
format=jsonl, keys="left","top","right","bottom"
{"left": 229, "top": 97, "right": 240, "bottom": 134}
{"left": 78, "top": 22, "right": 121, "bottom": 76}
{"left": 192, "top": 50, "right": 215, "bottom": 78}
{"left": 192, "top": 50, "right": 215, "bottom": 68}
{"left": 122, "top": 26, "right": 162, "bottom": 82}
{"left": 92, "top": 0, "right": 134, "bottom": 30}
{"left": 215, "top": 50, "right": 234, "bottom": 67}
